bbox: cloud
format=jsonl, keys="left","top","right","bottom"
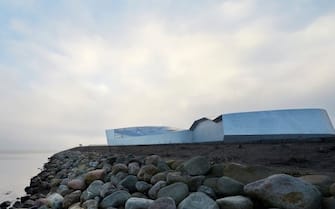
{"left": 0, "top": 1, "right": 335, "bottom": 150}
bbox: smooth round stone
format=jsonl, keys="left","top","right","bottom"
{"left": 47, "top": 193, "right": 64, "bottom": 209}
{"left": 81, "top": 180, "right": 104, "bottom": 201}
{"left": 137, "top": 165, "right": 160, "bottom": 182}
{"left": 118, "top": 175, "right": 138, "bottom": 193}
{"left": 198, "top": 185, "right": 216, "bottom": 199}
{"left": 100, "top": 182, "right": 117, "bottom": 198}
{"left": 136, "top": 181, "right": 152, "bottom": 193}
{"left": 322, "top": 197, "right": 335, "bottom": 209}
{"left": 125, "top": 197, "right": 154, "bottom": 209}
{"left": 299, "top": 175, "right": 334, "bottom": 196}
{"left": 85, "top": 169, "right": 105, "bottom": 185}
{"left": 57, "top": 185, "right": 71, "bottom": 197}
{"left": 157, "top": 182, "right": 189, "bottom": 204}
{"left": 112, "top": 163, "right": 128, "bottom": 175}
{"left": 100, "top": 190, "right": 131, "bottom": 209}
{"left": 145, "top": 155, "right": 162, "bottom": 166}
{"left": 166, "top": 172, "right": 189, "bottom": 184}
{"left": 82, "top": 199, "right": 98, "bottom": 209}
{"left": 148, "top": 197, "right": 176, "bottom": 209}
{"left": 148, "top": 181, "right": 167, "bottom": 199}
{"left": 63, "top": 190, "right": 81, "bottom": 209}
{"left": 68, "top": 179, "right": 86, "bottom": 190}
{"left": 179, "top": 156, "right": 210, "bottom": 176}
{"left": 216, "top": 176, "right": 244, "bottom": 196}
{"left": 151, "top": 172, "right": 168, "bottom": 185}
{"left": 187, "top": 175, "right": 205, "bottom": 192}
{"left": 128, "top": 162, "right": 141, "bottom": 175}
{"left": 216, "top": 195, "right": 253, "bottom": 209}
{"left": 178, "top": 192, "right": 219, "bottom": 209}
{"left": 244, "top": 174, "right": 322, "bottom": 209}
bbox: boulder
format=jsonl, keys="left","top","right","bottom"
{"left": 167, "top": 172, "right": 189, "bottom": 184}
{"left": 137, "top": 165, "right": 159, "bottom": 182}
{"left": 244, "top": 174, "right": 322, "bottom": 209}
{"left": 81, "top": 180, "right": 103, "bottom": 201}
{"left": 47, "top": 193, "right": 64, "bottom": 209}
{"left": 208, "top": 163, "right": 225, "bottom": 177}
{"left": 63, "top": 190, "right": 81, "bottom": 209}
{"left": 216, "top": 195, "right": 253, "bottom": 209}
{"left": 68, "top": 179, "right": 86, "bottom": 190}
{"left": 57, "top": 185, "right": 71, "bottom": 196}
{"left": 197, "top": 185, "right": 216, "bottom": 199}
{"left": 157, "top": 182, "right": 189, "bottom": 204}
{"left": 82, "top": 199, "right": 98, "bottom": 209}
{"left": 125, "top": 197, "right": 154, "bottom": 209}
{"left": 157, "top": 161, "right": 171, "bottom": 172}
{"left": 136, "top": 181, "right": 152, "bottom": 193}
{"left": 216, "top": 176, "right": 244, "bottom": 196}
{"left": 188, "top": 175, "right": 205, "bottom": 192}
{"left": 112, "top": 163, "right": 129, "bottom": 175}
{"left": 148, "top": 181, "right": 167, "bottom": 199}
{"left": 299, "top": 175, "right": 334, "bottom": 196}
{"left": 100, "top": 182, "right": 117, "bottom": 197}
{"left": 100, "top": 190, "right": 131, "bottom": 209}
{"left": 128, "top": 162, "right": 141, "bottom": 175}
{"left": 118, "top": 175, "right": 138, "bottom": 193}
{"left": 148, "top": 197, "right": 176, "bottom": 209}
{"left": 151, "top": 172, "right": 168, "bottom": 184}
{"left": 223, "top": 163, "right": 280, "bottom": 184}
{"left": 179, "top": 156, "right": 210, "bottom": 176}
{"left": 68, "top": 202, "right": 84, "bottom": 209}
{"left": 85, "top": 169, "right": 105, "bottom": 185}
{"left": 145, "top": 155, "right": 162, "bottom": 166}
{"left": 178, "top": 192, "right": 219, "bottom": 209}
{"left": 322, "top": 197, "right": 335, "bottom": 209}
{"left": 330, "top": 183, "right": 335, "bottom": 196}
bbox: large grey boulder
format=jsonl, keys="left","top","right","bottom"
{"left": 47, "top": 193, "right": 64, "bottom": 209}
{"left": 216, "top": 176, "right": 244, "bottom": 196}
{"left": 299, "top": 175, "right": 334, "bottom": 196}
{"left": 148, "top": 197, "right": 176, "bottom": 209}
{"left": 322, "top": 197, "right": 335, "bottom": 209}
{"left": 125, "top": 197, "right": 154, "bottom": 209}
{"left": 244, "top": 174, "right": 322, "bottom": 209}
{"left": 216, "top": 195, "right": 253, "bottom": 209}
{"left": 178, "top": 192, "right": 219, "bottom": 209}
{"left": 100, "top": 190, "right": 131, "bottom": 209}
{"left": 128, "top": 162, "right": 141, "bottom": 175}
{"left": 118, "top": 175, "right": 138, "bottom": 193}
{"left": 81, "top": 180, "right": 104, "bottom": 201}
{"left": 179, "top": 156, "right": 210, "bottom": 176}
{"left": 63, "top": 190, "right": 81, "bottom": 209}
{"left": 157, "top": 182, "right": 189, "bottom": 204}
{"left": 137, "top": 165, "right": 159, "bottom": 182}
{"left": 82, "top": 199, "right": 98, "bottom": 209}
{"left": 136, "top": 181, "right": 152, "bottom": 193}
{"left": 148, "top": 181, "right": 167, "bottom": 199}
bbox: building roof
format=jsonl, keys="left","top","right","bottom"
{"left": 189, "top": 117, "right": 211, "bottom": 130}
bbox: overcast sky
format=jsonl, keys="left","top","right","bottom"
{"left": 0, "top": 0, "right": 335, "bottom": 150}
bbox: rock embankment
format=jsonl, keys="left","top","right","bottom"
{"left": 4, "top": 150, "right": 335, "bottom": 209}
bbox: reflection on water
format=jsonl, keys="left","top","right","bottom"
{"left": 0, "top": 151, "right": 57, "bottom": 203}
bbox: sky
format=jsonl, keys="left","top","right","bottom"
{"left": 0, "top": 0, "right": 335, "bottom": 150}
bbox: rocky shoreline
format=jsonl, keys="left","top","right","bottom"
{"left": 2, "top": 145, "right": 335, "bottom": 209}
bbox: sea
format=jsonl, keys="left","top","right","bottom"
{"left": 0, "top": 150, "right": 58, "bottom": 203}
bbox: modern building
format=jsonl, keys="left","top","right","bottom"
{"left": 105, "top": 108, "right": 335, "bottom": 145}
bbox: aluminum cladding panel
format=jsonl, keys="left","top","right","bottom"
{"left": 223, "top": 108, "right": 335, "bottom": 136}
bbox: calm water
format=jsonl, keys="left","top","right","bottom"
{"left": 0, "top": 151, "right": 57, "bottom": 203}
